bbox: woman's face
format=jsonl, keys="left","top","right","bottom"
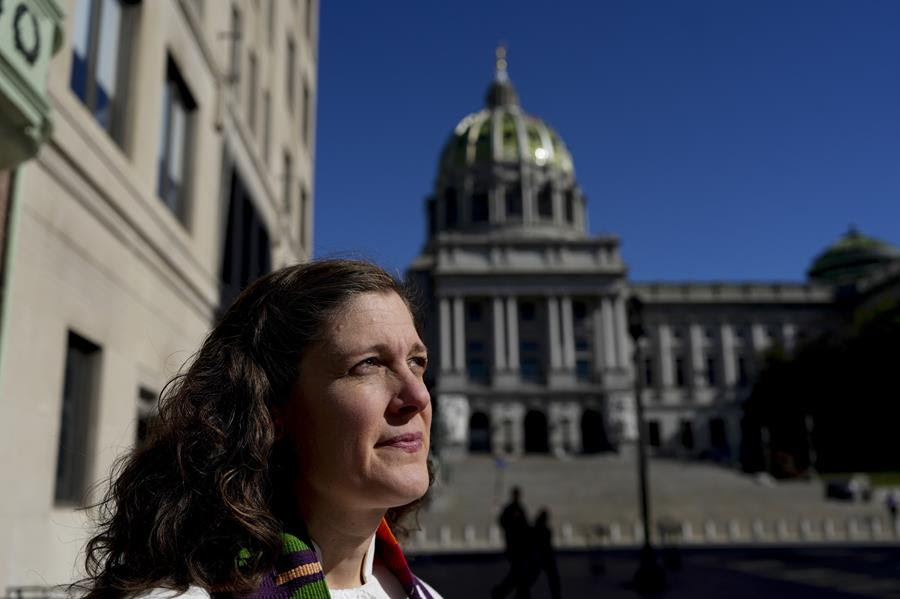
{"left": 282, "top": 291, "right": 432, "bottom": 515}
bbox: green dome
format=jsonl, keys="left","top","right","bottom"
{"left": 808, "top": 227, "right": 900, "bottom": 284}
{"left": 438, "top": 108, "right": 575, "bottom": 175}
{"left": 437, "top": 52, "right": 575, "bottom": 177}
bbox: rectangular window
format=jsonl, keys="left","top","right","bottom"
{"left": 230, "top": 5, "right": 242, "bottom": 86}
{"left": 282, "top": 151, "right": 293, "bottom": 213}
{"left": 466, "top": 301, "right": 483, "bottom": 322}
{"left": 706, "top": 356, "right": 717, "bottom": 386}
{"left": 737, "top": 355, "right": 749, "bottom": 387}
{"left": 267, "top": 0, "right": 275, "bottom": 49}
{"left": 674, "top": 357, "right": 686, "bottom": 387}
{"left": 263, "top": 90, "right": 271, "bottom": 163}
{"left": 69, "top": 0, "right": 135, "bottom": 143}
{"left": 467, "top": 358, "right": 488, "bottom": 383}
{"left": 537, "top": 183, "right": 553, "bottom": 219}
{"left": 576, "top": 359, "right": 591, "bottom": 381}
{"left": 302, "top": 80, "right": 311, "bottom": 146}
{"left": 564, "top": 190, "right": 575, "bottom": 223}
{"left": 444, "top": 188, "right": 458, "bottom": 228}
{"left": 680, "top": 420, "right": 694, "bottom": 450}
{"left": 220, "top": 168, "right": 272, "bottom": 309}
{"left": 55, "top": 332, "right": 101, "bottom": 506}
{"left": 247, "top": 51, "right": 258, "bottom": 134}
{"left": 286, "top": 36, "right": 296, "bottom": 112}
{"left": 505, "top": 185, "right": 522, "bottom": 219}
{"left": 471, "top": 190, "right": 489, "bottom": 223}
{"left": 519, "top": 301, "right": 536, "bottom": 321}
{"left": 305, "top": 0, "right": 313, "bottom": 39}
{"left": 157, "top": 57, "right": 196, "bottom": 222}
{"left": 136, "top": 387, "right": 158, "bottom": 447}
{"left": 647, "top": 420, "right": 661, "bottom": 448}
{"left": 299, "top": 184, "right": 308, "bottom": 247}
{"left": 643, "top": 356, "right": 654, "bottom": 387}
{"left": 575, "top": 338, "right": 590, "bottom": 352}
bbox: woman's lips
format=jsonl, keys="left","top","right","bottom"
{"left": 376, "top": 432, "right": 423, "bottom": 453}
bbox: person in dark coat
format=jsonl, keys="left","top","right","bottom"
{"left": 533, "top": 509, "right": 561, "bottom": 599}
{"left": 492, "top": 487, "right": 536, "bottom": 599}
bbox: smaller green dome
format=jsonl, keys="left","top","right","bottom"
{"left": 808, "top": 226, "right": 900, "bottom": 284}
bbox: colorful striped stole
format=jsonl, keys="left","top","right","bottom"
{"left": 220, "top": 519, "right": 432, "bottom": 599}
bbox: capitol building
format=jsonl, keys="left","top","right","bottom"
{"left": 408, "top": 50, "right": 900, "bottom": 462}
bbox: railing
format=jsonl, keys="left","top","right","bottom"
{"left": 404, "top": 515, "right": 900, "bottom": 554}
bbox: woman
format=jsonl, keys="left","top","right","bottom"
{"left": 80, "top": 260, "right": 441, "bottom": 598}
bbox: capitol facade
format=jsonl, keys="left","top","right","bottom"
{"left": 408, "top": 51, "right": 900, "bottom": 461}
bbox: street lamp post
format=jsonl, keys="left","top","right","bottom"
{"left": 627, "top": 297, "right": 666, "bottom": 594}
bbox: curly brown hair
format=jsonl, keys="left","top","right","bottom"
{"left": 78, "top": 259, "right": 432, "bottom": 598}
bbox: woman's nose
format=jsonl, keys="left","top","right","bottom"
{"left": 390, "top": 370, "right": 430, "bottom": 417}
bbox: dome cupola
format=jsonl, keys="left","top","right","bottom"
{"left": 808, "top": 226, "right": 900, "bottom": 285}
{"left": 427, "top": 47, "right": 585, "bottom": 239}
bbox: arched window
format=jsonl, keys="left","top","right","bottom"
{"left": 524, "top": 410, "right": 549, "bottom": 453}
{"left": 581, "top": 408, "right": 609, "bottom": 453}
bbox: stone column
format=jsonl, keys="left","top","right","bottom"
{"left": 547, "top": 296, "right": 562, "bottom": 370}
{"left": 657, "top": 323, "right": 674, "bottom": 387}
{"left": 506, "top": 297, "right": 520, "bottom": 371}
{"left": 719, "top": 323, "right": 736, "bottom": 386}
{"left": 751, "top": 323, "right": 768, "bottom": 354}
{"left": 601, "top": 297, "right": 617, "bottom": 369}
{"left": 453, "top": 297, "right": 465, "bottom": 372}
{"left": 440, "top": 297, "right": 452, "bottom": 372}
{"left": 560, "top": 296, "right": 576, "bottom": 370}
{"left": 689, "top": 323, "right": 705, "bottom": 388}
{"left": 592, "top": 303, "right": 606, "bottom": 373}
{"left": 782, "top": 322, "right": 796, "bottom": 352}
{"left": 492, "top": 297, "right": 506, "bottom": 371}
{"left": 614, "top": 297, "right": 629, "bottom": 369}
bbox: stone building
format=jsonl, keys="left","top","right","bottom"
{"left": 409, "top": 51, "right": 897, "bottom": 462}
{"left": 0, "top": 0, "right": 318, "bottom": 591}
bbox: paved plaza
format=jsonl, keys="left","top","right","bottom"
{"left": 408, "top": 545, "right": 900, "bottom": 598}
{"left": 413, "top": 452, "right": 892, "bottom": 549}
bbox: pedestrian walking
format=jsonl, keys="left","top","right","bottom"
{"left": 533, "top": 509, "right": 562, "bottom": 599}
{"left": 492, "top": 487, "right": 537, "bottom": 599}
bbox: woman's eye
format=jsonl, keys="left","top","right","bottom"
{"left": 410, "top": 356, "right": 428, "bottom": 372}
{"left": 350, "top": 357, "right": 379, "bottom": 374}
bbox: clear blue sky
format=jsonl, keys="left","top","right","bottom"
{"left": 314, "top": 1, "right": 900, "bottom": 282}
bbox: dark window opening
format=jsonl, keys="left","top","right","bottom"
{"left": 55, "top": 332, "right": 101, "bottom": 506}
{"left": 674, "top": 357, "right": 686, "bottom": 387}
{"left": 573, "top": 301, "right": 588, "bottom": 322}
{"left": 286, "top": 36, "right": 296, "bottom": 111}
{"left": 576, "top": 359, "right": 591, "bottom": 381}
{"left": 220, "top": 168, "right": 272, "bottom": 310}
{"left": 466, "top": 302, "right": 483, "bottom": 322}
{"left": 680, "top": 420, "right": 694, "bottom": 450}
{"left": 157, "top": 57, "right": 196, "bottom": 222}
{"left": 643, "top": 357, "right": 654, "bottom": 387}
{"left": 70, "top": 0, "right": 137, "bottom": 143}
{"left": 471, "top": 190, "right": 489, "bottom": 223}
{"left": 706, "top": 356, "right": 717, "bottom": 386}
{"left": 505, "top": 184, "right": 522, "bottom": 218}
{"left": 524, "top": 410, "right": 549, "bottom": 453}
{"left": 564, "top": 189, "right": 575, "bottom": 223}
{"left": 537, "top": 183, "right": 553, "bottom": 219}
{"left": 444, "top": 188, "right": 458, "bottom": 228}
{"left": 710, "top": 418, "right": 728, "bottom": 450}
{"left": 137, "top": 387, "right": 158, "bottom": 448}
{"left": 737, "top": 356, "right": 749, "bottom": 387}
{"left": 647, "top": 420, "right": 661, "bottom": 448}
{"left": 469, "top": 412, "right": 491, "bottom": 453}
{"left": 520, "top": 301, "right": 536, "bottom": 321}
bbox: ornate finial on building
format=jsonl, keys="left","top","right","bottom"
{"left": 495, "top": 44, "right": 508, "bottom": 81}
{"left": 486, "top": 43, "right": 518, "bottom": 108}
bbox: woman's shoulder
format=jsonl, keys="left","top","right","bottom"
{"left": 133, "top": 586, "right": 211, "bottom": 599}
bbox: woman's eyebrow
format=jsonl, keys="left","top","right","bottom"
{"left": 343, "top": 341, "right": 428, "bottom": 356}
